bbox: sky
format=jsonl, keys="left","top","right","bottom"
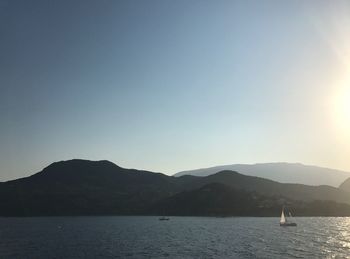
{"left": 1, "top": 0, "right": 350, "bottom": 181}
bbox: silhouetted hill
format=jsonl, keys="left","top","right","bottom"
{"left": 0, "top": 159, "right": 181, "bottom": 216}
{"left": 1, "top": 159, "right": 350, "bottom": 216}
{"left": 175, "top": 163, "right": 350, "bottom": 187}
{"left": 181, "top": 171, "right": 350, "bottom": 204}
{"left": 339, "top": 178, "right": 350, "bottom": 192}
{"left": 152, "top": 182, "right": 350, "bottom": 216}
{"left": 152, "top": 182, "right": 283, "bottom": 216}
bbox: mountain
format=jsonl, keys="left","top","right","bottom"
{"left": 153, "top": 182, "right": 350, "bottom": 217}
{"left": 1, "top": 159, "right": 350, "bottom": 216}
{"left": 0, "top": 159, "right": 182, "bottom": 216}
{"left": 180, "top": 171, "right": 350, "bottom": 204}
{"left": 339, "top": 178, "right": 350, "bottom": 192}
{"left": 174, "top": 162, "right": 350, "bottom": 187}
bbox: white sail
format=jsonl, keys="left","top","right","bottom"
{"left": 280, "top": 209, "right": 286, "bottom": 224}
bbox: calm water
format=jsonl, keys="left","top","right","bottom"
{"left": 0, "top": 216, "right": 349, "bottom": 258}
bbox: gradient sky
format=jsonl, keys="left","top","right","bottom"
{"left": 2, "top": 0, "right": 350, "bottom": 181}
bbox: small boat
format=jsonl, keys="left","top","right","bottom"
{"left": 159, "top": 216, "right": 170, "bottom": 221}
{"left": 280, "top": 207, "right": 297, "bottom": 227}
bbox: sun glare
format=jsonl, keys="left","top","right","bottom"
{"left": 344, "top": 88, "right": 350, "bottom": 120}
{"left": 334, "top": 84, "right": 350, "bottom": 131}
{"left": 340, "top": 87, "right": 350, "bottom": 122}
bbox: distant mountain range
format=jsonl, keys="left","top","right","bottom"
{"left": 1, "top": 159, "right": 350, "bottom": 216}
{"left": 174, "top": 163, "right": 350, "bottom": 187}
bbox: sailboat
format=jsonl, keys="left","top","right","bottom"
{"left": 280, "top": 207, "right": 297, "bottom": 227}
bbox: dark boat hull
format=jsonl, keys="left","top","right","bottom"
{"left": 280, "top": 222, "right": 297, "bottom": 227}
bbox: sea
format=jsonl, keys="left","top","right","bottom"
{"left": 0, "top": 216, "right": 349, "bottom": 258}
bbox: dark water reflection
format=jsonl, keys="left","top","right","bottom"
{"left": 0, "top": 216, "right": 349, "bottom": 258}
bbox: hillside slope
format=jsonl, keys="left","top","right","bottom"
{"left": 175, "top": 162, "right": 350, "bottom": 187}
{"left": 1, "top": 159, "right": 350, "bottom": 216}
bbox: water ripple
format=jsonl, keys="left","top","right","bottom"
{"left": 1, "top": 217, "right": 350, "bottom": 258}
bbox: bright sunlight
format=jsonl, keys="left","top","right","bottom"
{"left": 334, "top": 85, "right": 350, "bottom": 130}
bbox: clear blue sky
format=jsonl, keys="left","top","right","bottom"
{"left": 1, "top": 0, "right": 350, "bottom": 180}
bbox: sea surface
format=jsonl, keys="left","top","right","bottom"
{"left": 0, "top": 216, "right": 349, "bottom": 258}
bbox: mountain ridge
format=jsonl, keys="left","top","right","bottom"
{"left": 174, "top": 162, "right": 350, "bottom": 187}
{"left": 1, "top": 159, "right": 350, "bottom": 216}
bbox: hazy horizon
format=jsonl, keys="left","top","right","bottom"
{"left": 2, "top": 0, "right": 350, "bottom": 181}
